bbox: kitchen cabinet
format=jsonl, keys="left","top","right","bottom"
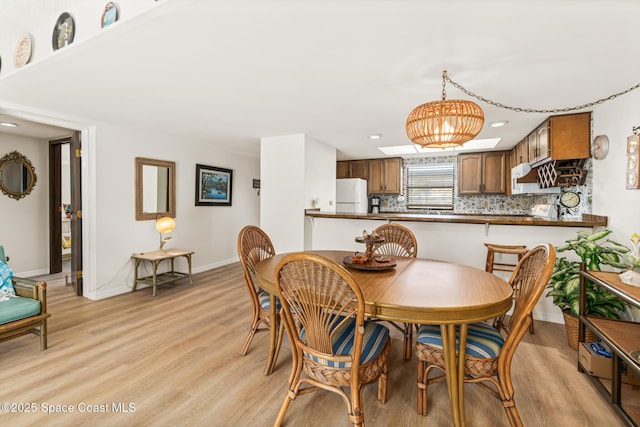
{"left": 368, "top": 158, "right": 402, "bottom": 194}
{"left": 336, "top": 161, "right": 350, "bottom": 179}
{"left": 578, "top": 269, "right": 640, "bottom": 426}
{"left": 458, "top": 151, "right": 507, "bottom": 195}
{"left": 528, "top": 112, "right": 591, "bottom": 166}
{"left": 510, "top": 137, "right": 529, "bottom": 170}
{"left": 336, "top": 160, "right": 367, "bottom": 179}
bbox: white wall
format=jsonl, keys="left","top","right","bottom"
{"left": 88, "top": 123, "right": 260, "bottom": 299}
{"left": 261, "top": 133, "right": 336, "bottom": 254}
{"left": 304, "top": 136, "right": 337, "bottom": 212}
{"left": 0, "top": 134, "right": 50, "bottom": 274}
{"left": 591, "top": 90, "right": 640, "bottom": 246}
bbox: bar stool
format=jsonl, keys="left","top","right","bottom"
{"left": 484, "top": 243, "right": 535, "bottom": 334}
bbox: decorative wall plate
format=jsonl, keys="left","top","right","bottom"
{"left": 14, "top": 33, "right": 33, "bottom": 68}
{"left": 52, "top": 12, "right": 75, "bottom": 51}
{"left": 101, "top": 2, "right": 119, "bottom": 28}
{"left": 592, "top": 135, "right": 609, "bottom": 160}
{"left": 628, "top": 135, "right": 640, "bottom": 189}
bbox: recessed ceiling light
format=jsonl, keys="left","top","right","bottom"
{"left": 489, "top": 120, "right": 508, "bottom": 128}
{"left": 368, "top": 134, "right": 382, "bottom": 140}
{"left": 0, "top": 122, "right": 17, "bottom": 127}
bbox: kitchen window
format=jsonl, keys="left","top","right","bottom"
{"left": 406, "top": 163, "right": 454, "bottom": 209}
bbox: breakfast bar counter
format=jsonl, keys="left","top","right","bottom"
{"left": 305, "top": 210, "right": 608, "bottom": 228}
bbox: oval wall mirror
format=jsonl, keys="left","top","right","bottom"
{"left": 0, "top": 151, "right": 37, "bottom": 200}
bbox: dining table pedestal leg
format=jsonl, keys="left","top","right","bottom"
{"left": 440, "top": 323, "right": 469, "bottom": 427}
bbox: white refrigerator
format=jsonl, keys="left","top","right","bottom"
{"left": 336, "top": 178, "right": 368, "bottom": 213}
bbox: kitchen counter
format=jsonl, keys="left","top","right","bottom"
{"left": 305, "top": 210, "right": 608, "bottom": 228}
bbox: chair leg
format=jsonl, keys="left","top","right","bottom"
{"left": 528, "top": 313, "right": 535, "bottom": 334}
{"left": 40, "top": 321, "right": 48, "bottom": 351}
{"left": 403, "top": 323, "right": 413, "bottom": 360}
{"left": 349, "top": 387, "right": 365, "bottom": 426}
{"left": 274, "top": 349, "right": 304, "bottom": 427}
{"left": 496, "top": 363, "right": 523, "bottom": 427}
{"left": 240, "top": 312, "right": 260, "bottom": 356}
{"left": 503, "top": 400, "right": 524, "bottom": 427}
{"left": 265, "top": 314, "right": 285, "bottom": 375}
{"left": 274, "top": 391, "right": 294, "bottom": 427}
{"left": 417, "top": 360, "right": 426, "bottom": 415}
{"left": 377, "top": 360, "right": 389, "bottom": 404}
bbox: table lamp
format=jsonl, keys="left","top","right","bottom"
{"left": 155, "top": 216, "right": 175, "bottom": 250}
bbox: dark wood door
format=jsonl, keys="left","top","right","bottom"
{"left": 69, "top": 131, "right": 83, "bottom": 295}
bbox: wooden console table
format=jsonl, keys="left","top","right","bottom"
{"left": 132, "top": 249, "right": 194, "bottom": 296}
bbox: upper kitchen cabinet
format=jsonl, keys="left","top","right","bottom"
{"left": 511, "top": 136, "right": 529, "bottom": 169}
{"left": 368, "top": 158, "right": 402, "bottom": 194}
{"left": 458, "top": 151, "right": 507, "bottom": 195}
{"left": 336, "top": 160, "right": 367, "bottom": 179}
{"left": 528, "top": 112, "right": 591, "bottom": 167}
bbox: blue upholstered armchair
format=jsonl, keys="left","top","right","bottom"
{"left": 0, "top": 245, "right": 51, "bottom": 350}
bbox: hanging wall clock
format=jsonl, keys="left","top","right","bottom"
{"left": 14, "top": 33, "right": 33, "bottom": 68}
{"left": 559, "top": 189, "right": 581, "bottom": 209}
{"left": 101, "top": 2, "right": 119, "bottom": 28}
{"left": 52, "top": 12, "right": 75, "bottom": 51}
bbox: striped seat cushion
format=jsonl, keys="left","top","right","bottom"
{"left": 301, "top": 316, "right": 390, "bottom": 368}
{"left": 258, "top": 290, "right": 282, "bottom": 311}
{"left": 416, "top": 322, "right": 504, "bottom": 359}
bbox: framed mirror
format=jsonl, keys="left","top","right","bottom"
{"left": 0, "top": 151, "right": 37, "bottom": 200}
{"left": 135, "top": 157, "right": 176, "bottom": 220}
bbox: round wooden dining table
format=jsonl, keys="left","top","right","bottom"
{"left": 254, "top": 250, "right": 513, "bottom": 427}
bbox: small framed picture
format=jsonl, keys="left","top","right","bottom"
{"left": 195, "top": 164, "right": 233, "bottom": 206}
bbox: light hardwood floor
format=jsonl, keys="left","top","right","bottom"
{"left": 0, "top": 263, "right": 633, "bottom": 426}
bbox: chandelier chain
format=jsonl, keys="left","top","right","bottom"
{"left": 444, "top": 74, "right": 640, "bottom": 114}
{"left": 441, "top": 70, "right": 448, "bottom": 100}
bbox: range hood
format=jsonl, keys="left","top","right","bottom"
{"left": 511, "top": 163, "right": 560, "bottom": 195}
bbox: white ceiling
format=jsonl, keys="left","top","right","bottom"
{"left": 1, "top": 0, "right": 639, "bottom": 159}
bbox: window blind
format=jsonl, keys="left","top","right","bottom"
{"left": 406, "top": 163, "right": 454, "bottom": 209}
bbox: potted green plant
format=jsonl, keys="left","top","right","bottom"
{"left": 546, "top": 229, "right": 631, "bottom": 350}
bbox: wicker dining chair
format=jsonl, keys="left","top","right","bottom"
{"left": 237, "top": 225, "right": 283, "bottom": 375}
{"left": 274, "top": 252, "right": 391, "bottom": 427}
{"left": 415, "top": 243, "right": 555, "bottom": 426}
{"left": 373, "top": 222, "right": 418, "bottom": 360}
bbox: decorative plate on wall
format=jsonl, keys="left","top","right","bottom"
{"left": 101, "top": 2, "right": 119, "bottom": 28}
{"left": 592, "top": 135, "right": 609, "bottom": 160}
{"left": 14, "top": 33, "right": 33, "bottom": 68}
{"left": 52, "top": 12, "right": 75, "bottom": 51}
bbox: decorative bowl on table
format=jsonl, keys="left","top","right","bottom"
{"left": 343, "top": 230, "right": 397, "bottom": 271}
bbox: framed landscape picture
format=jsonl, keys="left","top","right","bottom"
{"left": 195, "top": 164, "right": 233, "bottom": 206}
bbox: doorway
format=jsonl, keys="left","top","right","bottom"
{"left": 49, "top": 131, "right": 83, "bottom": 295}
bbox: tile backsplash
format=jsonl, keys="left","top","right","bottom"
{"left": 377, "top": 155, "right": 592, "bottom": 216}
